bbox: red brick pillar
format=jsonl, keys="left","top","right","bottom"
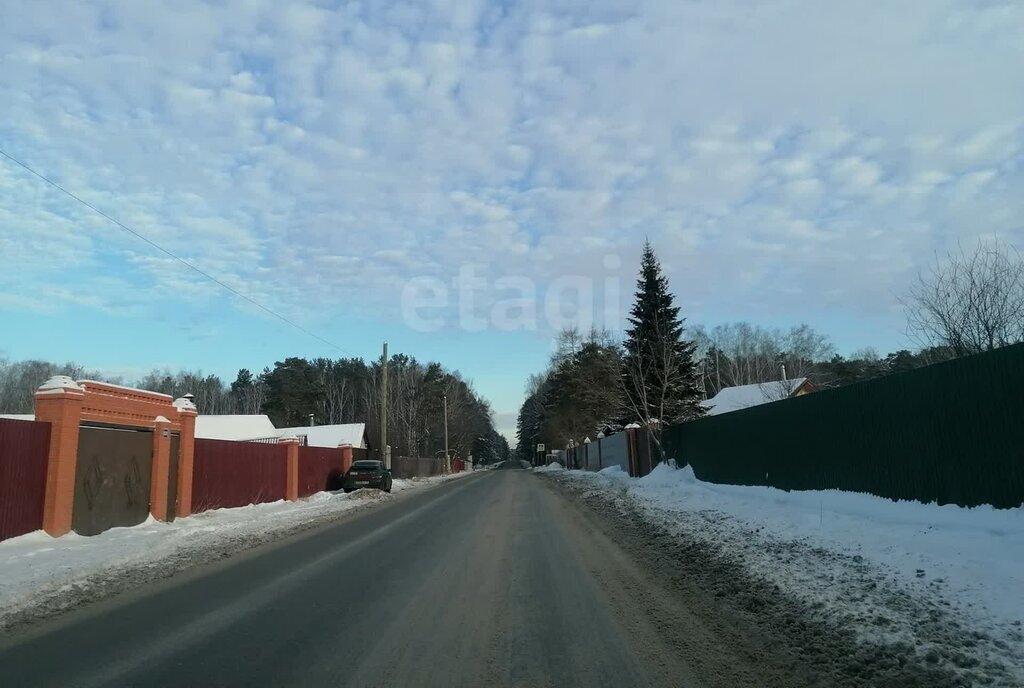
{"left": 281, "top": 437, "right": 301, "bottom": 501}
{"left": 34, "top": 376, "right": 85, "bottom": 537}
{"left": 173, "top": 398, "right": 197, "bottom": 518}
{"left": 339, "top": 443, "right": 353, "bottom": 475}
{"left": 150, "top": 416, "right": 172, "bottom": 521}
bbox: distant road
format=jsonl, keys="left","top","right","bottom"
{"left": 1, "top": 464, "right": 735, "bottom": 687}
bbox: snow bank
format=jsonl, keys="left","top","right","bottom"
{"left": 534, "top": 462, "right": 565, "bottom": 473}
{"left": 633, "top": 462, "right": 1024, "bottom": 629}
{"left": 559, "top": 462, "right": 1024, "bottom": 681}
{"left": 0, "top": 472, "right": 469, "bottom": 627}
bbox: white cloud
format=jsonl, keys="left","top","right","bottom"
{"left": 0, "top": 0, "right": 1021, "bottom": 354}
{"left": 832, "top": 156, "right": 884, "bottom": 194}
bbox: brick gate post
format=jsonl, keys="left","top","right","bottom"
{"left": 173, "top": 397, "right": 197, "bottom": 517}
{"left": 34, "top": 376, "right": 85, "bottom": 537}
{"left": 339, "top": 443, "right": 353, "bottom": 475}
{"left": 280, "top": 437, "right": 301, "bottom": 501}
{"left": 150, "top": 416, "right": 172, "bottom": 521}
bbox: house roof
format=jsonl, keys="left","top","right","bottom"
{"left": 700, "top": 378, "right": 809, "bottom": 416}
{"left": 194, "top": 414, "right": 277, "bottom": 441}
{"left": 276, "top": 423, "right": 367, "bottom": 449}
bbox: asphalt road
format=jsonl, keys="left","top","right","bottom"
{"left": 1, "top": 464, "right": 707, "bottom": 688}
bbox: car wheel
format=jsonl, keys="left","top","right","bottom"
{"left": 384, "top": 479, "right": 392, "bottom": 493}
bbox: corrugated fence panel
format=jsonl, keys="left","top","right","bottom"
{"left": 192, "top": 439, "right": 287, "bottom": 512}
{"left": 598, "top": 432, "right": 629, "bottom": 473}
{"left": 297, "top": 446, "right": 345, "bottom": 498}
{"left": 0, "top": 418, "right": 51, "bottom": 541}
{"left": 662, "top": 343, "right": 1024, "bottom": 508}
{"left": 391, "top": 456, "right": 444, "bottom": 479}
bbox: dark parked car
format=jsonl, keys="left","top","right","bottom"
{"left": 342, "top": 460, "right": 392, "bottom": 493}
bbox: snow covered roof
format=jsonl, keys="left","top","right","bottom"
{"left": 276, "top": 423, "right": 367, "bottom": 449}
{"left": 194, "top": 415, "right": 277, "bottom": 441}
{"left": 700, "top": 378, "right": 809, "bottom": 416}
{"left": 0, "top": 414, "right": 35, "bottom": 421}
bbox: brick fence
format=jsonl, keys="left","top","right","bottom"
{"left": 0, "top": 377, "right": 358, "bottom": 542}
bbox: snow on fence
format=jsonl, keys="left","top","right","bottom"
{"left": 662, "top": 342, "right": 1024, "bottom": 508}
{"left": 0, "top": 418, "right": 51, "bottom": 541}
{"left": 191, "top": 439, "right": 288, "bottom": 512}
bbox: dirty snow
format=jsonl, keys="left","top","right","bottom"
{"left": 0, "top": 472, "right": 471, "bottom": 630}
{"left": 557, "top": 463, "right": 1024, "bottom": 685}
{"left": 534, "top": 462, "right": 566, "bottom": 473}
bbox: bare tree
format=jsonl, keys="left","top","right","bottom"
{"left": 904, "top": 238, "right": 1024, "bottom": 356}
{"left": 0, "top": 359, "right": 122, "bottom": 413}
{"left": 693, "top": 322, "right": 833, "bottom": 394}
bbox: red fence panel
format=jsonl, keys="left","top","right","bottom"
{"left": 0, "top": 418, "right": 51, "bottom": 542}
{"left": 192, "top": 439, "right": 287, "bottom": 513}
{"left": 297, "top": 446, "right": 346, "bottom": 498}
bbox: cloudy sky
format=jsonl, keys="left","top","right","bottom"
{"left": 1, "top": 0, "right": 1022, "bottom": 438}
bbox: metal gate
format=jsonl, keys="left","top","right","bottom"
{"left": 73, "top": 425, "right": 154, "bottom": 536}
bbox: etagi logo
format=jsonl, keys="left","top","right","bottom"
{"left": 401, "top": 255, "right": 624, "bottom": 333}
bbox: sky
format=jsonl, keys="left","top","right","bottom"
{"left": 1, "top": 0, "right": 1022, "bottom": 440}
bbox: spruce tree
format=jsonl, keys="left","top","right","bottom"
{"left": 621, "top": 241, "right": 704, "bottom": 429}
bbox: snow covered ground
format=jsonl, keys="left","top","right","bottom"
{"left": 554, "top": 463, "right": 1024, "bottom": 685}
{"left": 0, "top": 472, "right": 471, "bottom": 630}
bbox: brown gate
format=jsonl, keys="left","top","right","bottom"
{"left": 167, "top": 432, "right": 180, "bottom": 522}
{"left": 72, "top": 425, "right": 154, "bottom": 536}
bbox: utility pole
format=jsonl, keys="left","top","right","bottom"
{"left": 699, "top": 360, "right": 707, "bottom": 400}
{"left": 381, "top": 341, "right": 389, "bottom": 469}
{"left": 443, "top": 393, "right": 450, "bottom": 474}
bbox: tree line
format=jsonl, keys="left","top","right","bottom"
{"left": 517, "top": 237, "right": 1024, "bottom": 461}
{"left": 0, "top": 352, "right": 510, "bottom": 465}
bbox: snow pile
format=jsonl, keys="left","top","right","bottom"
{"left": 559, "top": 462, "right": 1024, "bottom": 683}
{"left": 0, "top": 472, "right": 468, "bottom": 628}
{"left": 390, "top": 469, "right": 473, "bottom": 493}
{"left": 534, "top": 462, "right": 565, "bottom": 473}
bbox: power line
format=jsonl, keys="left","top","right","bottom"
{"left": 0, "top": 146, "right": 356, "bottom": 357}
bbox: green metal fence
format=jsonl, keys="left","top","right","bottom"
{"left": 661, "top": 343, "right": 1024, "bottom": 508}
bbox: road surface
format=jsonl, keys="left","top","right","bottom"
{"left": 0, "top": 464, "right": 754, "bottom": 687}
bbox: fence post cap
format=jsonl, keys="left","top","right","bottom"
{"left": 35, "top": 375, "right": 85, "bottom": 396}
{"left": 154, "top": 415, "right": 170, "bottom": 424}
{"left": 624, "top": 423, "right": 641, "bottom": 430}
{"left": 583, "top": 436, "right": 591, "bottom": 444}
{"left": 172, "top": 397, "right": 198, "bottom": 413}
{"left": 337, "top": 442, "right": 353, "bottom": 448}
{"left": 277, "top": 435, "right": 301, "bottom": 444}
